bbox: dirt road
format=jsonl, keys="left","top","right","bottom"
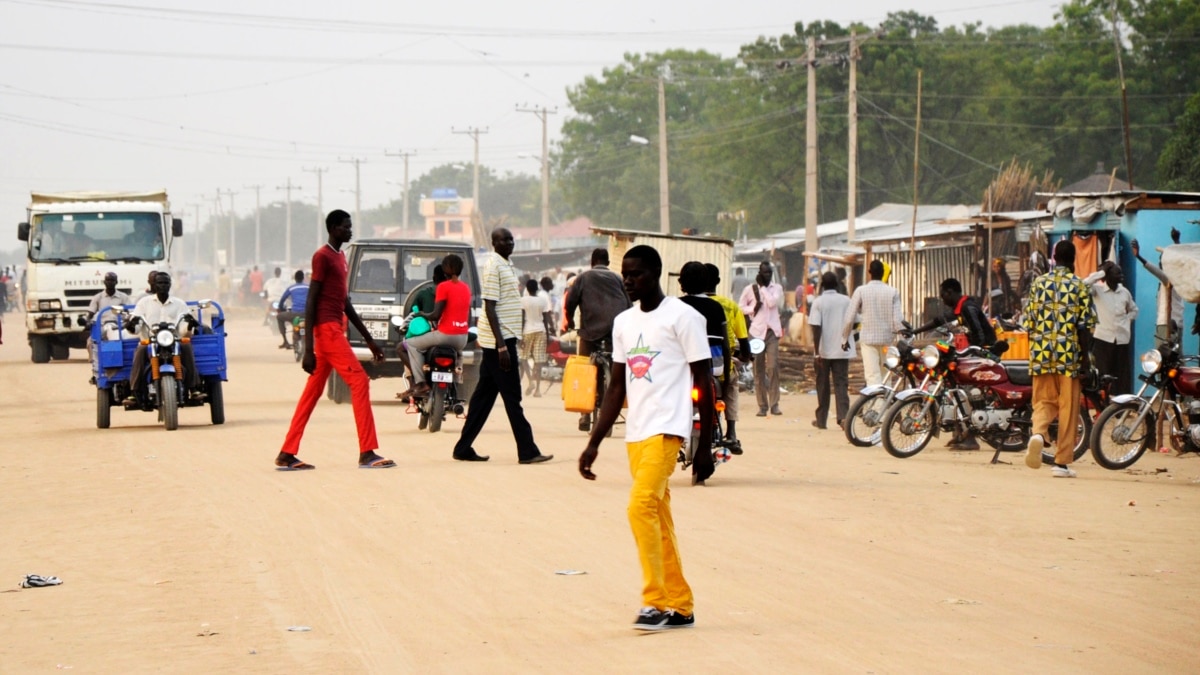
{"left": 2, "top": 314, "right": 1197, "bottom": 673}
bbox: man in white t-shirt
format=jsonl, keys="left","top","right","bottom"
{"left": 578, "top": 244, "right": 714, "bottom": 633}
{"left": 520, "top": 278, "right": 552, "bottom": 396}
{"left": 262, "top": 266, "right": 290, "bottom": 339}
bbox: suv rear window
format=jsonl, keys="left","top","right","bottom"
{"left": 398, "top": 247, "right": 476, "bottom": 296}
{"left": 352, "top": 249, "right": 400, "bottom": 293}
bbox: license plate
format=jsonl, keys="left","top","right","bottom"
{"left": 366, "top": 320, "right": 389, "bottom": 340}
{"left": 431, "top": 371, "right": 454, "bottom": 383}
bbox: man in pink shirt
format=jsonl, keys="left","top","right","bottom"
{"left": 738, "top": 261, "right": 784, "bottom": 416}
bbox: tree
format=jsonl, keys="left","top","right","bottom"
{"left": 1158, "top": 92, "right": 1200, "bottom": 191}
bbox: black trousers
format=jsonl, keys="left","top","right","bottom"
{"left": 1092, "top": 338, "right": 1132, "bottom": 396}
{"left": 454, "top": 338, "right": 541, "bottom": 461}
{"left": 814, "top": 357, "right": 850, "bottom": 427}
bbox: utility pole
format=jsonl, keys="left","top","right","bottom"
{"left": 210, "top": 191, "right": 223, "bottom": 273}
{"left": 805, "top": 36, "right": 819, "bottom": 260}
{"left": 276, "top": 177, "right": 301, "bottom": 273}
{"left": 452, "top": 126, "right": 489, "bottom": 247}
{"left": 516, "top": 105, "right": 558, "bottom": 252}
{"left": 303, "top": 166, "right": 327, "bottom": 249}
{"left": 1111, "top": 0, "right": 1135, "bottom": 187}
{"left": 657, "top": 76, "right": 670, "bottom": 234}
{"left": 384, "top": 149, "right": 416, "bottom": 235}
{"left": 338, "top": 157, "right": 365, "bottom": 226}
{"left": 217, "top": 189, "right": 237, "bottom": 270}
{"left": 245, "top": 184, "right": 262, "bottom": 266}
{"left": 847, "top": 31, "right": 859, "bottom": 244}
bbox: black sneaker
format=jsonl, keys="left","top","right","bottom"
{"left": 664, "top": 610, "right": 695, "bottom": 629}
{"left": 633, "top": 607, "right": 669, "bottom": 631}
{"left": 578, "top": 416, "right": 592, "bottom": 432}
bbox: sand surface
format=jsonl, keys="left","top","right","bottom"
{"left": 2, "top": 313, "right": 1197, "bottom": 673}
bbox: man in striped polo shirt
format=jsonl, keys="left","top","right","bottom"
{"left": 451, "top": 228, "right": 552, "bottom": 464}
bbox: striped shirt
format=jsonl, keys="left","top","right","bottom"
{"left": 477, "top": 251, "right": 523, "bottom": 348}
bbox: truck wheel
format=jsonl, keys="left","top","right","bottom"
{"left": 327, "top": 372, "right": 349, "bottom": 404}
{"left": 31, "top": 336, "right": 50, "bottom": 363}
{"left": 207, "top": 376, "right": 225, "bottom": 425}
{"left": 97, "top": 388, "right": 111, "bottom": 429}
{"left": 160, "top": 375, "right": 179, "bottom": 431}
{"left": 51, "top": 342, "right": 70, "bottom": 361}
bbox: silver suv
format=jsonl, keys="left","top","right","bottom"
{"left": 326, "top": 238, "right": 481, "bottom": 403}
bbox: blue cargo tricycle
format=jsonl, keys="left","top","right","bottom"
{"left": 91, "top": 300, "right": 227, "bottom": 430}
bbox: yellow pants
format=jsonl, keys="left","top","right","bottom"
{"left": 1031, "top": 373, "right": 1082, "bottom": 466}
{"left": 627, "top": 434, "right": 693, "bottom": 615}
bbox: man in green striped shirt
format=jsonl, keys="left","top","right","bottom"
{"left": 452, "top": 228, "right": 552, "bottom": 464}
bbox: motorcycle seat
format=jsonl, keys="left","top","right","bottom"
{"left": 1003, "top": 360, "right": 1031, "bottom": 386}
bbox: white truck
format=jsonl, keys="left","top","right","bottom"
{"left": 17, "top": 190, "right": 182, "bottom": 363}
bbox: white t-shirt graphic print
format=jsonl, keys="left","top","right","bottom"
{"left": 613, "top": 296, "right": 711, "bottom": 443}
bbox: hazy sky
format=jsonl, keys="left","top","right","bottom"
{"left": 0, "top": 0, "right": 1064, "bottom": 240}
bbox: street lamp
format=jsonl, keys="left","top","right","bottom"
{"left": 629, "top": 134, "right": 650, "bottom": 145}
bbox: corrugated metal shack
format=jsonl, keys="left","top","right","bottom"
{"left": 592, "top": 227, "right": 735, "bottom": 298}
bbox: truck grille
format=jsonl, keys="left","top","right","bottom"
{"left": 65, "top": 287, "right": 133, "bottom": 310}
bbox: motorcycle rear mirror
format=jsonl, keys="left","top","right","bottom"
{"left": 390, "top": 315, "right": 405, "bottom": 327}
{"left": 466, "top": 326, "right": 479, "bottom": 345}
{"left": 992, "top": 340, "right": 1009, "bottom": 357}
{"left": 195, "top": 299, "right": 212, "bottom": 309}
{"left": 749, "top": 338, "right": 766, "bottom": 355}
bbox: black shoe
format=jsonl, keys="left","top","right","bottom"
{"left": 519, "top": 454, "right": 553, "bottom": 464}
{"left": 725, "top": 438, "right": 743, "bottom": 455}
{"left": 811, "top": 420, "right": 826, "bottom": 430}
{"left": 771, "top": 407, "right": 783, "bottom": 416}
{"left": 578, "top": 416, "right": 592, "bottom": 432}
{"left": 278, "top": 343, "right": 290, "bottom": 350}
{"left": 633, "top": 607, "right": 670, "bottom": 631}
{"left": 453, "top": 451, "right": 490, "bottom": 462}
{"left": 756, "top": 409, "right": 768, "bottom": 417}
{"left": 664, "top": 610, "right": 695, "bottom": 629}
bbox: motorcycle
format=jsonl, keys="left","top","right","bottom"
{"left": 679, "top": 382, "right": 734, "bottom": 481}
{"left": 880, "top": 331, "right": 1092, "bottom": 463}
{"left": 393, "top": 314, "right": 472, "bottom": 433}
{"left": 843, "top": 322, "right": 925, "bottom": 447}
{"left": 92, "top": 300, "right": 227, "bottom": 431}
{"left": 1089, "top": 339, "right": 1200, "bottom": 469}
{"left": 291, "top": 316, "right": 305, "bottom": 362}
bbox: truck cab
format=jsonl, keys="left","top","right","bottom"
{"left": 326, "top": 238, "right": 482, "bottom": 403}
{"left": 17, "top": 190, "right": 181, "bottom": 363}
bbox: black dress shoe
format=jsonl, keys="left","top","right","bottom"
{"left": 453, "top": 452, "right": 490, "bottom": 462}
{"left": 519, "top": 454, "right": 553, "bottom": 464}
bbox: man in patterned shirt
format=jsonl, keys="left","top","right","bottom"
{"left": 1022, "top": 240, "right": 1097, "bottom": 478}
{"left": 842, "top": 260, "right": 903, "bottom": 386}
{"left": 451, "top": 228, "right": 552, "bottom": 464}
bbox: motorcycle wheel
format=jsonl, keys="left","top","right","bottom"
{"left": 844, "top": 391, "right": 888, "bottom": 447}
{"left": 417, "top": 397, "right": 429, "bottom": 430}
{"left": 160, "top": 374, "right": 179, "bottom": 431}
{"left": 590, "top": 363, "right": 613, "bottom": 438}
{"left": 207, "top": 376, "right": 225, "bottom": 425}
{"left": 97, "top": 387, "right": 111, "bottom": 429}
{"left": 1089, "top": 401, "right": 1153, "bottom": 470}
{"left": 881, "top": 397, "right": 937, "bottom": 458}
{"left": 429, "top": 389, "right": 445, "bottom": 433}
{"left": 1043, "top": 409, "right": 1092, "bottom": 464}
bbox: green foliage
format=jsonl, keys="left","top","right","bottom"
{"left": 1158, "top": 92, "right": 1200, "bottom": 191}
{"left": 554, "top": 6, "right": 1196, "bottom": 237}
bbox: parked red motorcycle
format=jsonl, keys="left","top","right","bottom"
{"left": 881, "top": 336, "right": 1095, "bottom": 463}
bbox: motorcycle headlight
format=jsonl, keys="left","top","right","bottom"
{"left": 884, "top": 345, "right": 901, "bottom": 369}
{"left": 1140, "top": 349, "right": 1162, "bottom": 374}
{"left": 922, "top": 345, "right": 940, "bottom": 369}
{"left": 155, "top": 329, "right": 175, "bottom": 348}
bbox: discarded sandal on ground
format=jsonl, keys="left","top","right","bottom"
{"left": 21, "top": 574, "right": 63, "bottom": 588}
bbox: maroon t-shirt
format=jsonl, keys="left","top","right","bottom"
{"left": 310, "top": 244, "right": 348, "bottom": 327}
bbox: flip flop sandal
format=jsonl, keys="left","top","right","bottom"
{"left": 359, "top": 457, "right": 396, "bottom": 469}
{"left": 275, "top": 460, "right": 316, "bottom": 471}
{"left": 22, "top": 574, "right": 62, "bottom": 588}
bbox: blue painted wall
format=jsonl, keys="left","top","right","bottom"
{"left": 1048, "top": 206, "right": 1200, "bottom": 384}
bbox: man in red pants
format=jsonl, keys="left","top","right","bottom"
{"left": 274, "top": 209, "right": 394, "bottom": 471}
